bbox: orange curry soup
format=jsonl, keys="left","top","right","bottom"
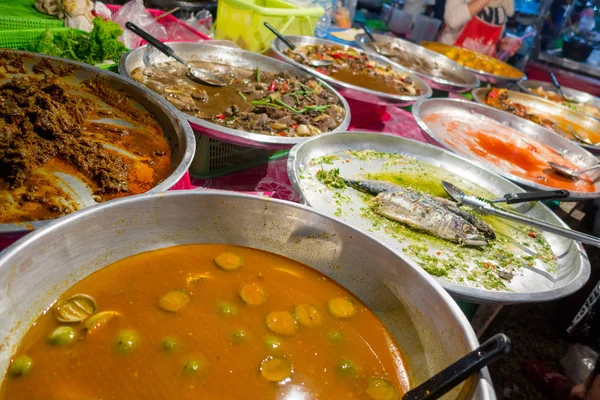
{"left": 1, "top": 244, "right": 410, "bottom": 400}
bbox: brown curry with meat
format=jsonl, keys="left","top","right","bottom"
{"left": 131, "top": 62, "right": 346, "bottom": 137}
{"left": 286, "top": 44, "right": 423, "bottom": 96}
{"left": 1, "top": 244, "right": 411, "bottom": 400}
{"left": 0, "top": 52, "right": 171, "bottom": 224}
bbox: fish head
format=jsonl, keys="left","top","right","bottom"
{"left": 457, "top": 223, "right": 488, "bottom": 246}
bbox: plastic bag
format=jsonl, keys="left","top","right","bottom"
{"left": 560, "top": 343, "right": 599, "bottom": 385}
{"left": 183, "top": 10, "right": 213, "bottom": 38}
{"left": 112, "top": 0, "right": 167, "bottom": 49}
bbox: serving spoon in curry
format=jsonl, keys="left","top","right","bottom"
{"left": 264, "top": 22, "right": 333, "bottom": 68}
{"left": 403, "top": 334, "right": 511, "bottom": 400}
{"left": 125, "top": 22, "right": 227, "bottom": 87}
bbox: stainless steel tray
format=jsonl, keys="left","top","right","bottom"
{"left": 288, "top": 131, "right": 590, "bottom": 304}
{"left": 518, "top": 79, "right": 600, "bottom": 120}
{"left": 119, "top": 43, "right": 351, "bottom": 149}
{"left": 420, "top": 41, "right": 525, "bottom": 85}
{"left": 412, "top": 98, "right": 600, "bottom": 200}
{"left": 354, "top": 33, "right": 480, "bottom": 93}
{"left": 0, "top": 50, "right": 195, "bottom": 240}
{"left": 472, "top": 87, "right": 600, "bottom": 153}
{"left": 269, "top": 35, "right": 432, "bottom": 106}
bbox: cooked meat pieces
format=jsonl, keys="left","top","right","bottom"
{"left": 131, "top": 62, "right": 346, "bottom": 137}
{"left": 0, "top": 75, "right": 129, "bottom": 194}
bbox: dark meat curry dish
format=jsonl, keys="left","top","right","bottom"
{"left": 285, "top": 44, "right": 423, "bottom": 96}
{"left": 0, "top": 52, "right": 171, "bottom": 224}
{"left": 1, "top": 244, "right": 411, "bottom": 400}
{"left": 130, "top": 62, "right": 346, "bottom": 137}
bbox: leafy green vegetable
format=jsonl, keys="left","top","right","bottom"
{"left": 28, "top": 17, "right": 127, "bottom": 65}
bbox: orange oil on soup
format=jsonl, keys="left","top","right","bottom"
{"left": 1, "top": 244, "right": 410, "bottom": 400}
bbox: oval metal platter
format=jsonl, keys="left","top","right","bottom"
{"left": 518, "top": 79, "right": 600, "bottom": 120}
{"left": 0, "top": 50, "right": 195, "bottom": 239}
{"left": 412, "top": 98, "right": 600, "bottom": 200}
{"left": 354, "top": 33, "right": 480, "bottom": 93}
{"left": 472, "top": 87, "right": 600, "bottom": 153}
{"left": 269, "top": 35, "right": 432, "bottom": 107}
{"left": 420, "top": 41, "right": 525, "bottom": 84}
{"left": 119, "top": 42, "right": 351, "bottom": 149}
{"left": 287, "top": 131, "right": 590, "bottom": 304}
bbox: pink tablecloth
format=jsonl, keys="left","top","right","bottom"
{"left": 188, "top": 106, "right": 428, "bottom": 201}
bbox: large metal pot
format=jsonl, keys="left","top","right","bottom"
{"left": 0, "top": 50, "right": 196, "bottom": 246}
{"left": 0, "top": 192, "right": 494, "bottom": 399}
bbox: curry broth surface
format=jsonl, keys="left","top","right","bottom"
{"left": 1, "top": 244, "right": 409, "bottom": 399}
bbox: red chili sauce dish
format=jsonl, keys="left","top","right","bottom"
{"left": 422, "top": 113, "right": 597, "bottom": 193}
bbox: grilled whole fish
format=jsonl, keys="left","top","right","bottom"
{"left": 344, "top": 178, "right": 492, "bottom": 246}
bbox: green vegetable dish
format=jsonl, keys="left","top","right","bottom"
{"left": 301, "top": 150, "right": 559, "bottom": 292}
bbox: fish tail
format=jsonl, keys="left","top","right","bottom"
{"left": 343, "top": 178, "right": 400, "bottom": 195}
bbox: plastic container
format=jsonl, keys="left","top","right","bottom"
{"left": 214, "top": 0, "right": 324, "bottom": 52}
{"left": 0, "top": 28, "right": 72, "bottom": 50}
{"left": 0, "top": 0, "right": 64, "bottom": 30}
{"left": 190, "top": 135, "right": 288, "bottom": 179}
{"left": 105, "top": 4, "right": 210, "bottom": 43}
{"left": 387, "top": 8, "right": 413, "bottom": 36}
{"left": 333, "top": 0, "right": 357, "bottom": 28}
{"left": 410, "top": 15, "right": 441, "bottom": 43}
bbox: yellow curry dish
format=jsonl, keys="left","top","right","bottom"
{"left": 1, "top": 244, "right": 411, "bottom": 400}
{"left": 421, "top": 42, "right": 523, "bottom": 79}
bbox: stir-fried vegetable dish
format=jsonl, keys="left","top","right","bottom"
{"left": 530, "top": 86, "right": 600, "bottom": 120}
{"left": 484, "top": 88, "right": 600, "bottom": 145}
{"left": 1, "top": 244, "right": 410, "bottom": 399}
{"left": 286, "top": 44, "right": 423, "bottom": 96}
{"left": 131, "top": 62, "right": 345, "bottom": 137}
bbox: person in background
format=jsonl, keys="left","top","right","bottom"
{"left": 439, "top": 0, "right": 522, "bottom": 57}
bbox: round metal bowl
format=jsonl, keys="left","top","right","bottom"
{"left": 518, "top": 79, "right": 600, "bottom": 120}
{"left": 420, "top": 42, "right": 525, "bottom": 85}
{"left": 269, "top": 35, "right": 432, "bottom": 107}
{"left": 119, "top": 43, "right": 351, "bottom": 149}
{"left": 472, "top": 87, "right": 600, "bottom": 153}
{"left": 0, "top": 191, "right": 494, "bottom": 399}
{"left": 412, "top": 98, "right": 600, "bottom": 200}
{"left": 0, "top": 50, "right": 195, "bottom": 244}
{"left": 355, "top": 33, "right": 480, "bottom": 93}
{"left": 287, "top": 131, "right": 590, "bottom": 303}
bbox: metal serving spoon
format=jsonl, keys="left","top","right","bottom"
{"left": 549, "top": 71, "right": 575, "bottom": 102}
{"left": 264, "top": 22, "right": 333, "bottom": 68}
{"left": 362, "top": 23, "right": 396, "bottom": 57}
{"left": 570, "top": 130, "right": 600, "bottom": 146}
{"left": 548, "top": 161, "right": 600, "bottom": 180}
{"left": 125, "top": 22, "right": 226, "bottom": 87}
{"left": 441, "top": 181, "right": 600, "bottom": 247}
{"left": 489, "top": 189, "right": 570, "bottom": 203}
{"left": 403, "top": 334, "right": 511, "bottom": 400}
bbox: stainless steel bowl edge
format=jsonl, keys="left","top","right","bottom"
{"left": 354, "top": 33, "right": 480, "bottom": 92}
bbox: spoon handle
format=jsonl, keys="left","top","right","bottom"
{"left": 264, "top": 22, "right": 297, "bottom": 50}
{"left": 125, "top": 22, "right": 187, "bottom": 66}
{"left": 549, "top": 71, "right": 567, "bottom": 99}
{"left": 362, "top": 22, "right": 377, "bottom": 43}
{"left": 494, "top": 189, "right": 570, "bottom": 204}
{"left": 403, "top": 334, "right": 511, "bottom": 400}
{"left": 485, "top": 206, "right": 600, "bottom": 247}
{"left": 579, "top": 164, "right": 600, "bottom": 175}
